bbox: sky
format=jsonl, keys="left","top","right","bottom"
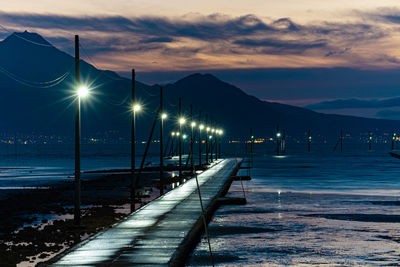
{"left": 2, "top": 1, "right": 400, "bottom": 118}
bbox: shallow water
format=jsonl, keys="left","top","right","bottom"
{"left": 187, "top": 143, "right": 400, "bottom": 266}
{"left": 2, "top": 142, "right": 400, "bottom": 265}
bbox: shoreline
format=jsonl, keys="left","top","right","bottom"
{"left": 0, "top": 172, "right": 159, "bottom": 266}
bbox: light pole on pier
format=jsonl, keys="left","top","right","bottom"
{"left": 74, "top": 35, "right": 90, "bottom": 226}
{"left": 159, "top": 86, "right": 166, "bottom": 196}
{"left": 130, "top": 69, "right": 141, "bottom": 212}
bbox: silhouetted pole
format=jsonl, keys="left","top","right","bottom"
{"left": 208, "top": 119, "right": 214, "bottom": 162}
{"left": 190, "top": 105, "right": 194, "bottom": 174}
{"left": 250, "top": 128, "right": 254, "bottom": 155}
{"left": 282, "top": 129, "right": 286, "bottom": 155}
{"left": 74, "top": 35, "right": 81, "bottom": 226}
{"left": 205, "top": 114, "right": 209, "bottom": 164}
{"left": 340, "top": 129, "right": 343, "bottom": 152}
{"left": 276, "top": 125, "right": 280, "bottom": 156}
{"left": 392, "top": 132, "right": 396, "bottom": 150}
{"left": 179, "top": 98, "right": 182, "bottom": 177}
{"left": 159, "top": 86, "right": 164, "bottom": 195}
{"left": 198, "top": 111, "right": 202, "bottom": 166}
{"left": 369, "top": 131, "right": 372, "bottom": 151}
{"left": 218, "top": 131, "right": 221, "bottom": 159}
{"left": 215, "top": 129, "right": 218, "bottom": 161}
{"left": 307, "top": 129, "right": 311, "bottom": 152}
{"left": 130, "top": 69, "right": 136, "bottom": 212}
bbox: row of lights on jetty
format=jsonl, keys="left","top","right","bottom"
{"left": 72, "top": 35, "right": 226, "bottom": 227}
{"left": 76, "top": 87, "right": 224, "bottom": 138}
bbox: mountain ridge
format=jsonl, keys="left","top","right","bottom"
{"left": 0, "top": 31, "right": 398, "bottom": 142}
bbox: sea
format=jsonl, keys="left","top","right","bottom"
{"left": 2, "top": 142, "right": 400, "bottom": 265}
{"left": 188, "top": 142, "right": 400, "bottom": 266}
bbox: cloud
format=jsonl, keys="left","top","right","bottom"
{"left": 305, "top": 97, "right": 400, "bottom": 110}
{"left": 0, "top": 11, "right": 397, "bottom": 71}
{"left": 234, "top": 38, "right": 326, "bottom": 52}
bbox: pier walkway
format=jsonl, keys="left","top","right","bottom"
{"left": 50, "top": 158, "right": 242, "bottom": 266}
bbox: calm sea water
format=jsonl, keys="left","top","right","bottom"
{"left": 188, "top": 143, "right": 400, "bottom": 266}
{"left": 2, "top": 142, "right": 400, "bottom": 265}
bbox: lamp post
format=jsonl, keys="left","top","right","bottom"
{"left": 191, "top": 120, "right": 196, "bottom": 174}
{"left": 130, "top": 68, "right": 141, "bottom": 212}
{"left": 74, "top": 35, "right": 90, "bottom": 226}
{"left": 211, "top": 128, "right": 215, "bottom": 162}
{"left": 179, "top": 113, "right": 185, "bottom": 177}
{"left": 206, "top": 125, "right": 210, "bottom": 164}
{"left": 160, "top": 111, "right": 167, "bottom": 195}
{"left": 218, "top": 129, "right": 223, "bottom": 158}
{"left": 130, "top": 103, "right": 141, "bottom": 211}
{"left": 199, "top": 123, "right": 204, "bottom": 166}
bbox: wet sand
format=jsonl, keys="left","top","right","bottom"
{"left": 0, "top": 173, "right": 154, "bottom": 266}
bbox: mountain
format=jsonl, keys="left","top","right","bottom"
{"left": 0, "top": 31, "right": 398, "bottom": 142}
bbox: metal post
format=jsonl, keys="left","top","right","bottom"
{"left": 198, "top": 111, "right": 202, "bottom": 166}
{"left": 276, "top": 125, "right": 280, "bottom": 156}
{"left": 74, "top": 35, "right": 81, "bottom": 226}
{"left": 205, "top": 114, "right": 209, "bottom": 164}
{"left": 179, "top": 98, "right": 182, "bottom": 177}
{"left": 190, "top": 105, "right": 194, "bottom": 174}
{"left": 307, "top": 129, "right": 311, "bottom": 152}
{"left": 130, "top": 69, "right": 136, "bottom": 212}
{"left": 218, "top": 138, "right": 221, "bottom": 159}
{"left": 160, "top": 86, "right": 164, "bottom": 195}
{"left": 209, "top": 121, "right": 213, "bottom": 162}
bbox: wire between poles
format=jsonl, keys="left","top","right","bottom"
{"left": 194, "top": 167, "right": 215, "bottom": 267}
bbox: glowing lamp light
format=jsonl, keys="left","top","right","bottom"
{"left": 179, "top": 117, "right": 186, "bottom": 125}
{"left": 199, "top": 124, "right": 205, "bottom": 130}
{"left": 183, "top": 134, "right": 187, "bottom": 139}
{"left": 133, "top": 104, "right": 141, "bottom": 112}
{"left": 171, "top": 132, "right": 176, "bottom": 136}
{"left": 211, "top": 128, "right": 215, "bottom": 133}
{"left": 277, "top": 133, "right": 281, "bottom": 138}
{"left": 176, "top": 132, "right": 180, "bottom": 136}
{"left": 77, "top": 86, "right": 89, "bottom": 98}
{"left": 191, "top": 122, "right": 196, "bottom": 127}
{"left": 161, "top": 113, "right": 167, "bottom": 119}
{"left": 206, "top": 127, "right": 210, "bottom": 132}
{"left": 209, "top": 135, "right": 213, "bottom": 139}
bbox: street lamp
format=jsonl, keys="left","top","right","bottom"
{"left": 74, "top": 84, "right": 89, "bottom": 225}
{"left": 77, "top": 86, "right": 89, "bottom": 98}
{"left": 217, "top": 129, "right": 223, "bottom": 158}
{"left": 199, "top": 124, "right": 204, "bottom": 166}
{"left": 130, "top": 102, "right": 141, "bottom": 211}
{"left": 133, "top": 104, "right": 141, "bottom": 112}
{"left": 159, "top": 109, "right": 167, "bottom": 195}
{"left": 178, "top": 116, "right": 185, "bottom": 177}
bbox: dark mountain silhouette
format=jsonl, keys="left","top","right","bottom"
{"left": 0, "top": 31, "right": 398, "bottom": 142}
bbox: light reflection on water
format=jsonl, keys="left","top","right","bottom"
{"left": 188, "top": 144, "right": 400, "bottom": 266}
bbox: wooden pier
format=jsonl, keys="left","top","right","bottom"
{"left": 49, "top": 158, "right": 243, "bottom": 266}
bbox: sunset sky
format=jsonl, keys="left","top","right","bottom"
{"left": 2, "top": 1, "right": 400, "bottom": 118}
